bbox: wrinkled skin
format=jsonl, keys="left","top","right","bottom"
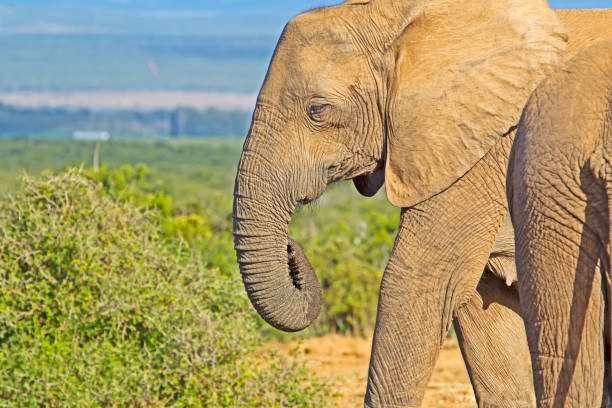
{"left": 508, "top": 40, "right": 612, "bottom": 407}
{"left": 233, "top": 0, "right": 610, "bottom": 406}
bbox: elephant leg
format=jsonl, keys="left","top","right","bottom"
{"left": 513, "top": 178, "right": 607, "bottom": 407}
{"left": 454, "top": 270, "right": 534, "bottom": 408}
{"left": 364, "top": 135, "right": 514, "bottom": 407}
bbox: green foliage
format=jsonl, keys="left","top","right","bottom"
{"left": 85, "top": 163, "right": 173, "bottom": 215}
{"left": 0, "top": 171, "right": 332, "bottom": 407}
{"left": 0, "top": 138, "right": 400, "bottom": 338}
{"left": 81, "top": 162, "right": 238, "bottom": 276}
{"left": 292, "top": 201, "right": 398, "bottom": 336}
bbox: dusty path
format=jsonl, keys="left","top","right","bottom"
{"left": 269, "top": 335, "right": 475, "bottom": 407}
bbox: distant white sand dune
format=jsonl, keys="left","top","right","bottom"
{"left": 0, "top": 91, "right": 257, "bottom": 111}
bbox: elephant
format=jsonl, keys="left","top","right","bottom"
{"left": 507, "top": 40, "right": 612, "bottom": 407}
{"left": 232, "top": 0, "right": 611, "bottom": 405}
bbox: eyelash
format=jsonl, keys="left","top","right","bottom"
{"left": 309, "top": 103, "right": 329, "bottom": 120}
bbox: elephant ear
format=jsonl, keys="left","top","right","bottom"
{"left": 379, "top": 0, "right": 567, "bottom": 208}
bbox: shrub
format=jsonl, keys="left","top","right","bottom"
{"left": 82, "top": 164, "right": 238, "bottom": 276}
{"left": 0, "top": 136, "right": 400, "bottom": 339}
{"left": 87, "top": 163, "right": 398, "bottom": 338}
{"left": 88, "top": 163, "right": 398, "bottom": 337}
{"left": 0, "top": 171, "right": 331, "bottom": 407}
{"left": 283, "top": 187, "right": 398, "bottom": 338}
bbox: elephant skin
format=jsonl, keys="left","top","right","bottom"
{"left": 232, "top": 0, "right": 612, "bottom": 405}
{"left": 508, "top": 40, "right": 612, "bottom": 407}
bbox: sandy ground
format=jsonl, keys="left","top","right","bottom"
{"left": 268, "top": 335, "right": 475, "bottom": 407}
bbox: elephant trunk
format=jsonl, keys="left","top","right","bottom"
{"left": 232, "top": 141, "right": 322, "bottom": 332}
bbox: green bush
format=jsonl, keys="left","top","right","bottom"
{"left": 0, "top": 171, "right": 331, "bottom": 407}
{"left": 285, "top": 187, "right": 398, "bottom": 338}
{"left": 84, "top": 162, "right": 398, "bottom": 338}
{"left": 0, "top": 138, "right": 400, "bottom": 339}
{"left": 82, "top": 164, "right": 238, "bottom": 276}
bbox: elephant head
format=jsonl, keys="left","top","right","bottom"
{"left": 233, "top": 0, "right": 567, "bottom": 332}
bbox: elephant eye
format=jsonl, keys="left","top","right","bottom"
{"left": 308, "top": 102, "right": 329, "bottom": 120}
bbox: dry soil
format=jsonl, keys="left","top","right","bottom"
{"left": 268, "top": 334, "right": 475, "bottom": 407}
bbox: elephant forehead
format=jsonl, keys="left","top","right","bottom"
{"left": 283, "top": 4, "right": 362, "bottom": 46}
{"left": 263, "top": 41, "right": 371, "bottom": 101}
{"left": 299, "top": 48, "right": 370, "bottom": 89}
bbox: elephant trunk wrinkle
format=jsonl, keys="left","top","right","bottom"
{"left": 233, "top": 143, "right": 323, "bottom": 332}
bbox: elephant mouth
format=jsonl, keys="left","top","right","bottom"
{"left": 287, "top": 243, "right": 304, "bottom": 290}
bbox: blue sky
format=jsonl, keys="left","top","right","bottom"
{"left": 0, "top": 0, "right": 607, "bottom": 93}
{"left": 0, "top": 0, "right": 608, "bottom": 36}
{"left": 548, "top": 0, "right": 610, "bottom": 6}
{"left": 1, "top": 0, "right": 608, "bottom": 9}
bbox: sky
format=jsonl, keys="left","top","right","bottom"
{"left": 0, "top": 0, "right": 608, "bottom": 94}
{"left": 1, "top": 0, "right": 608, "bottom": 9}
{"left": 0, "top": 0, "right": 608, "bottom": 36}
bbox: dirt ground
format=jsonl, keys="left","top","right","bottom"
{"left": 269, "top": 335, "right": 475, "bottom": 407}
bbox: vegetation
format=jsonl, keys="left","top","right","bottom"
{"left": 0, "top": 138, "right": 399, "bottom": 337}
{"left": 0, "top": 170, "right": 331, "bottom": 406}
{"left": 0, "top": 104, "right": 251, "bottom": 138}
